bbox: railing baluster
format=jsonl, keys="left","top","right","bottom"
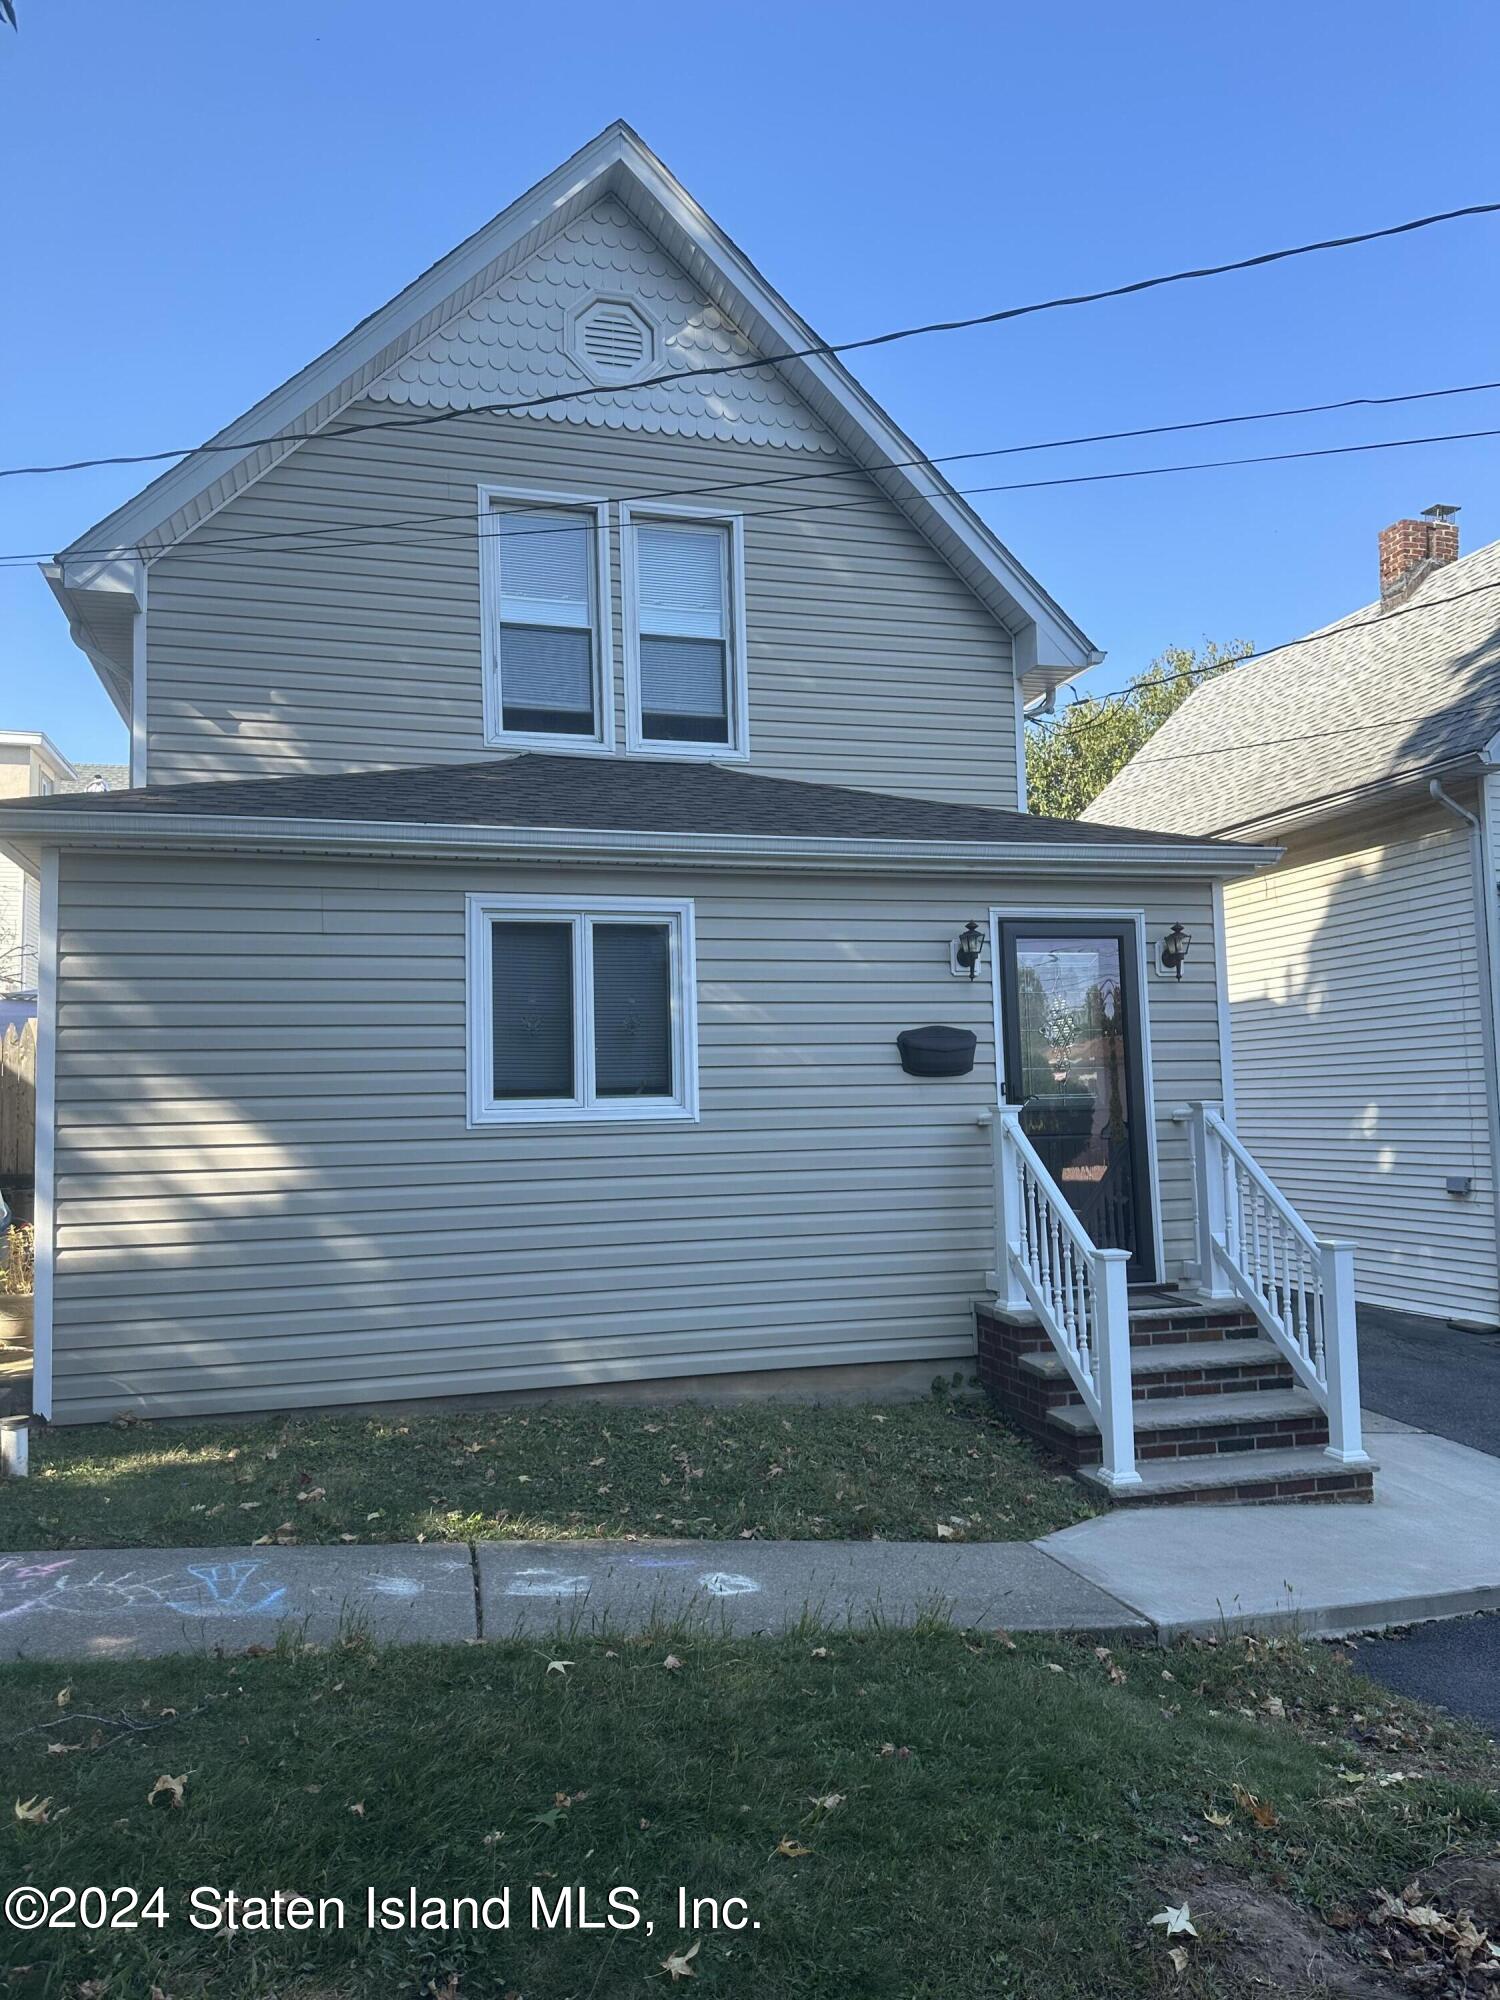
{"left": 1180, "top": 1103, "right": 1366, "bottom": 1471}
{"left": 989, "top": 1108, "right": 1137, "bottom": 1488}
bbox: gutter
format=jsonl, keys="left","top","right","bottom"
{"left": 0, "top": 806, "right": 1281, "bottom": 878}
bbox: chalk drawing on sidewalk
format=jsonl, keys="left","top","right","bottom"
{"left": 0, "top": 1556, "right": 289, "bottom": 1621}
{"left": 0, "top": 1557, "right": 77, "bottom": 1621}
{"left": 698, "top": 1572, "right": 760, "bottom": 1597}
{"left": 504, "top": 1568, "right": 591, "bottom": 1598}
{"left": 168, "top": 1561, "right": 288, "bottom": 1616}
{"left": 364, "top": 1575, "right": 425, "bottom": 1600}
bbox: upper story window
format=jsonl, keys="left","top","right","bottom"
{"left": 479, "top": 488, "right": 614, "bottom": 753}
{"left": 622, "top": 504, "right": 748, "bottom": 760}
{"left": 466, "top": 893, "right": 699, "bottom": 1126}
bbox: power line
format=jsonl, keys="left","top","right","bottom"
{"left": 7, "top": 196, "right": 1499, "bottom": 482}
{"left": 11, "top": 418, "right": 1500, "bottom": 580}
{"left": 16, "top": 418, "right": 1492, "bottom": 574}
{"left": 16, "top": 374, "right": 1500, "bottom": 572}
{"left": 1027, "top": 576, "right": 1500, "bottom": 745}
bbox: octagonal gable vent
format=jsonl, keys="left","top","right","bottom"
{"left": 571, "top": 298, "right": 656, "bottom": 383}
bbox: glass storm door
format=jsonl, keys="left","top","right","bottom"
{"left": 996, "top": 920, "right": 1156, "bottom": 1283}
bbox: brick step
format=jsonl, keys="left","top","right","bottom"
{"left": 1047, "top": 1388, "right": 1329, "bottom": 1465}
{"left": 1078, "top": 1447, "right": 1375, "bottom": 1507}
{"left": 1126, "top": 1302, "right": 1263, "bottom": 1347}
{"left": 1020, "top": 1337, "right": 1294, "bottom": 1407}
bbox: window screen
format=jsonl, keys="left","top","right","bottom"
{"left": 592, "top": 923, "right": 673, "bottom": 1098}
{"left": 490, "top": 921, "right": 574, "bottom": 1100}
{"left": 634, "top": 522, "right": 730, "bottom": 743}
{"left": 494, "top": 507, "right": 597, "bottom": 737}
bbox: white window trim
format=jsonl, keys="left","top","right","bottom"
{"left": 619, "top": 500, "right": 749, "bottom": 761}
{"left": 478, "top": 485, "right": 616, "bottom": 755}
{"left": 466, "top": 891, "right": 699, "bottom": 1127}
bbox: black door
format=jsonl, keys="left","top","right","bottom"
{"left": 996, "top": 920, "right": 1156, "bottom": 1283}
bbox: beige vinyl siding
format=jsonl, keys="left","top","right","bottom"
{"left": 1223, "top": 796, "right": 1499, "bottom": 1321}
{"left": 50, "top": 851, "right": 1222, "bottom": 1421}
{"left": 143, "top": 406, "right": 1020, "bottom": 806}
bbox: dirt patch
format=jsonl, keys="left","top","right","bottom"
{"left": 1177, "top": 1878, "right": 1406, "bottom": 1997}
{"left": 1407, "top": 1854, "right": 1500, "bottom": 1934}
{"left": 1165, "top": 1860, "right": 1500, "bottom": 1997}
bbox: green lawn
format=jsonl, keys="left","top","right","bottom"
{"left": 0, "top": 1395, "right": 1099, "bottom": 1550}
{"left": 1, "top": 1628, "right": 1495, "bottom": 1998}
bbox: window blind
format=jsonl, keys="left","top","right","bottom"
{"left": 490, "top": 921, "right": 574, "bottom": 1099}
{"left": 591, "top": 923, "right": 673, "bottom": 1098}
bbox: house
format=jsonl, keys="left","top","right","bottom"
{"left": 0, "top": 734, "right": 125, "bottom": 1011}
{"left": 0, "top": 124, "right": 1371, "bottom": 1500}
{"left": 1088, "top": 509, "right": 1500, "bottom": 1330}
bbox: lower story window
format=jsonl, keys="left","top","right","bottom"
{"left": 467, "top": 895, "right": 698, "bottom": 1125}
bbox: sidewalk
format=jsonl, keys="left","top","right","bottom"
{"left": 3, "top": 1426, "right": 1498, "bottom": 1660}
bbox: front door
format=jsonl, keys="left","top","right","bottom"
{"left": 994, "top": 919, "right": 1157, "bottom": 1282}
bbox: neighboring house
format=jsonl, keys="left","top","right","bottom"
{"left": 0, "top": 734, "right": 125, "bottom": 1003}
{"left": 0, "top": 124, "right": 1368, "bottom": 1500}
{"left": 1089, "top": 509, "right": 1500, "bottom": 1328}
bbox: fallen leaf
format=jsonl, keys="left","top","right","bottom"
{"left": 46, "top": 1742, "right": 84, "bottom": 1756}
{"left": 1168, "top": 1944, "right": 1190, "bottom": 1974}
{"left": 55, "top": 1687, "right": 71, "bottom": 1710}
{"left": 810, "top": 1646, "right": 830, "bottom": 1660}
{"left": 662, "top": 1655, "right": 683, "bottom": 1673}
{"left": 14, "top": 1795, "right": 51, "bottom": 1825}
{"left": 773, "top": 1837, "right": 812, "bottom": 1858}
{"left": 147, "top": 1774, "right": 187, "bottom": 1809}
{"left": 660, "top": 1938, "right": 701, "bottom": 1982}
{"left": 934, "top": 1522, "right": 957, "bottom": 1540}
{"left": 1203, "top": 1809, "right": 1233, "bottom": 1829}
{"left": 1261, "top": 1693, "right": 1287, "bottom": 1720}
{"left": 296, "top": 1487, "right": 326, "bottom": 1504}
{"left": 993, "top": 1628, "right": 1018, "bottom": 1651}
{"left": 808, "top": 1792, "right": 846, "bottom": 1812}
{"left": 1151, "top": 1903, "right": 1198, "bottom": 1938}
{"left": 546, "top": 1660, "right": 574, "bottom": 1676}
{"left": 1232, "top": 1783, "right": 1278, "bottom": 1829}
{"left": 349, "top": 1802, "right": 366, "bottom": 1817}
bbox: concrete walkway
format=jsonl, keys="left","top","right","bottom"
{"left": 3, "top": 1428, "right": 1498, "bottom": 1660}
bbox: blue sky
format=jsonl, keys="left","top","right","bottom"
{"left": 3, "top": 0, "right": 1498, "bottom": 761}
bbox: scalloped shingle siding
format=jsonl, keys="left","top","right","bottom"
{"left": 366, "top": 198, "right": 836, "bottom": 454}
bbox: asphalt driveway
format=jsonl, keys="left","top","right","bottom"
{"left": 1357, "top": 1303, "right": 1500, "bottom": 1458}
{"left": 1348, "top": 1303, "right": 1500, "bottom": 1734}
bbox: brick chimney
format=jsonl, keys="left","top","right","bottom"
{"left": 1379, "top": 503, "right": 1460, "bottom": 607}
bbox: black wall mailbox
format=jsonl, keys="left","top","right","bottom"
{"left": 896, "top": 1025, "right": 977, "bottom": 1078}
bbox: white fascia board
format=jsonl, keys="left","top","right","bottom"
{"left": 0, "top": 731, "right": 76, "bottom": 779}
{"left": 53, "top": 123, "right": 1098, "bottom": 672}
{"left": 41, "top": 561, "right": 139, "bottom": 722}
{"left": 0, "top": 806, "right": 1280, "bottom": 878}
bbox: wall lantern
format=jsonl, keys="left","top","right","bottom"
{"left": 951, "top": 919, "right": 986, "bottom": 980}
{"left": 1156, "top": 923, "right": 1193, "bottom": 981}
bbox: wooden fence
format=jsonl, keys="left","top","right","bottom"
{"left": 0, "top": 1020, "right": 36, "bottom": 1184}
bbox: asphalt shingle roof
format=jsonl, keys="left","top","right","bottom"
{"left": 2, "top": 750, "right": 1234, "bottom": 850}
{"left": 58, "top": 763, "right": 129, "bottom": 796}
{"left": 1085, "top": 538, "right": 1500, "bottom": 838}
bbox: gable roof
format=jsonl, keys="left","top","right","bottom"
{"left": 1084, "top": 537, "right": 1500, "bottom": 839}
{"left": 49, "top": 122, "right": 1099, "bottom": 713}
{"left": 0, "top": 750, "right": 1272, "bottom": 875}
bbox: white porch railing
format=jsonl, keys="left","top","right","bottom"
{"left": 1184, "top": 1102, "right": 1368, "bottom": 1465}
{"left": 983, "top": 1109, "right": 1140, "bottom": 1490}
